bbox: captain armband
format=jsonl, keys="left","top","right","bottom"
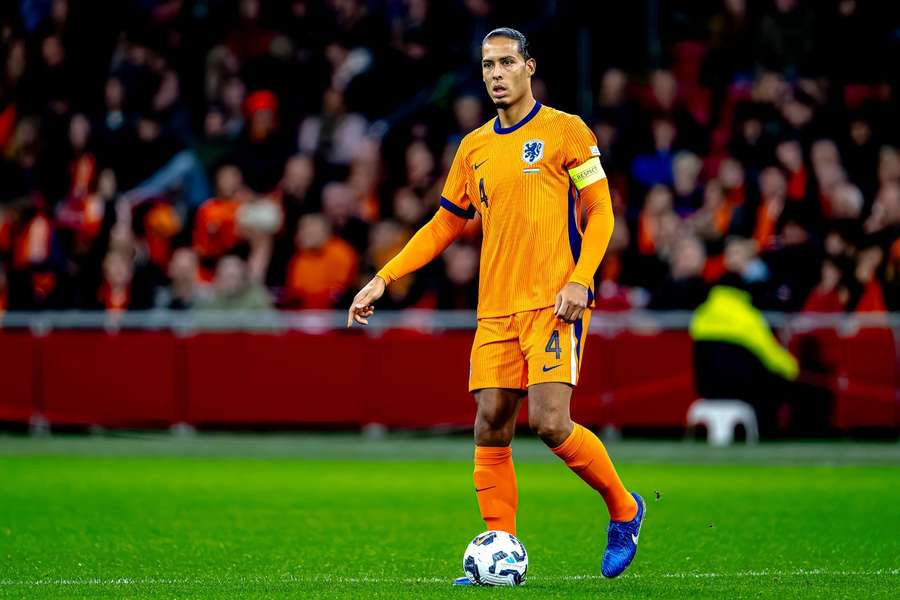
{"left": 567, "top": 156, "right": 607, "bottom": 191}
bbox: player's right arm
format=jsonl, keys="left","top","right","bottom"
{"left": 347, "top": 143, "right": 475, "bottom": 327}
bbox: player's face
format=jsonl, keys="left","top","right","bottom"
{"left": 481, "top": 38, "right": 535, "bottom": 109}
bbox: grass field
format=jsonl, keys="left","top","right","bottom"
{"left": 1, "top": 434, "right": 898, "bottom": 598}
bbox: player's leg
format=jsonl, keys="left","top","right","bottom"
{"left": 468, "top": 316, "right": 529, "bottom": 536}
{"left": 473, "top": 388, "right": 525, "bottom": 535}
{"left": 528, "top": 382, "right": 644, "bottom": 577}
{"left": 527, "top": 382, "right": 636, "bottom": 521}
{"left": 455, "top": 319, "right": 528, "bottom": 586}
{"left": 524, "top": 308, "right": 644, "bottom": 577}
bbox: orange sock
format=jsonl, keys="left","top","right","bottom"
{"left": 473, "top": 446, "right": 518, "bottom": 535}
{"left": 551, "top": 423, "right": 637, "bottom": 522}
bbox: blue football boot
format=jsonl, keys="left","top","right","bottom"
{"left": 601, "top": 492, "right": 646, "bottom": 578}
{"left": 452, "top": 576, "right": 473, "bottom": 585}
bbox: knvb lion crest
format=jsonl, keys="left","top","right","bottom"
{"left": 522, "top": 139, "right": 544, "bottom": 164}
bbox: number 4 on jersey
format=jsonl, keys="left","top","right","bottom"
{"left": 479, "top": 178, "right": 489, "bottom": 208}
{"left": 545, "top": 330, "right": 561, "bottom": 360}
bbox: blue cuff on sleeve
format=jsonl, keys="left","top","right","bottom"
{"left": 440, "top": 197, "right": 476, "bottom": 219}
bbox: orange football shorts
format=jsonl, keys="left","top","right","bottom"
{"left": 469, "top": 307, "right": 591, "bottom": 392}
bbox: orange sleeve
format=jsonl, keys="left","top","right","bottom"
{"left": 562, "top": 116, "right": 600, "bottom": 170}
{"left": 438, "top": 139, "right": 476, "bottom": 219}
{"left": 569, "top": 175, "right": 614, "bottom": 290}
{"left": 376, "top": 142, "right": 474, "bottom": 285}
{"left": 562, "top": 116, "right": 613, "bottom": 289}
{"left": 376, "top": 207, "right": 467, "bottom": 285}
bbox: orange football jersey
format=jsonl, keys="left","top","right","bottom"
{"left": 441, "top": 102, "right": 602, "bottom": 318}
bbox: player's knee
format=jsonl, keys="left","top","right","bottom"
{"left": 475, "top": 407, "right": 515, "bottom": 444}
{"left": 529, "top": 411, "right": 572, "bottom": 447}
{"left": 474, "top": 418, "right": 514, "bottom": 446}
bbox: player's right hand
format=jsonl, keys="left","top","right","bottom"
{"left": 347, "top": 276, "right": 386, "bottom": 327}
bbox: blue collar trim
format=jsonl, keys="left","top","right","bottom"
{"left": 493, "top": 101, "right": 542, "bottom": 135}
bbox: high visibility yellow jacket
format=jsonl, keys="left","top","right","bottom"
{"left": 690, "top": 285, "right": 799, "bottom": 380}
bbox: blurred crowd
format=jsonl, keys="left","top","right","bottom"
{"left": 0, "top": 0, "right": 898, "bottom": 313}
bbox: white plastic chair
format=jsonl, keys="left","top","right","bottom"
{"left": 686, "top": 399, "right": 759, "bottom": 447}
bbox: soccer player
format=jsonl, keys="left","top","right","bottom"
{"left": 347, "top": 28, "right": 645, "bottom": 582}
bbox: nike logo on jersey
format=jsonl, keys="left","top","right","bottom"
{"left": 631, "top": 533, "right": 639, "bottom": 544}
{"left": 473, "top": 159, "right": 489, "bottom": 170}
{"left": 475, "top": 485, "right": 497, "bottom": 493}
{"left": 542, "top": 364, "right": 561, "bottom": 372}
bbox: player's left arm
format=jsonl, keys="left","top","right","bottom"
{"left": 555, "top": 118, "right": 615, "bottom": 323}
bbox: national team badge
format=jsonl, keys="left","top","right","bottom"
{"left": 522, "top": 139, "right": 544, "bottom": 164}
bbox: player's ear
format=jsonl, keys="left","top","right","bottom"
{"left": 526, "top": 58, "right": 536, "bottom": 77}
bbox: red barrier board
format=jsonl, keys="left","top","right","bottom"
{"left": 833, "top": 328, "right": 898, "bottom": 429}
{"left": 601, "top": 331, "right": 697, "bottom": 427}
{"left": 0, "top": 327, "right": 894, "bottom": 431}
{"left": 183, "top": 332, "right": 368, "bottom": 425}
{"left": 364, "top": 330, "right": 475, "bottom": 427}
{"left": 40, "top": 331, "right": 177, "bottom": 427}
{"left": 0, "top": 332, "right": 35, "bottom": 423}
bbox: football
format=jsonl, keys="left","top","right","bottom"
{"left": 462, "top": 530, "right": 528, "bottom": 586}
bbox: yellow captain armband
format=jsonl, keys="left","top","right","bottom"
{"left": 568, "top": 156, "right": 606, "bottom": 191}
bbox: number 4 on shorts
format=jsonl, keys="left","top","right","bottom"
{"left": 545, "top": 330, "right": 561, "bottom": 360}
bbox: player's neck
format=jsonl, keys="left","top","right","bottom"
{"left": 496, "top": 94, "right": 537, "bottom": 129}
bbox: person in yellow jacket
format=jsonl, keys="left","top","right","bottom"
{"left": 690, "top": 277, "right": 802, "bottom": 436}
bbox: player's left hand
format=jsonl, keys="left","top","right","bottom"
{"left": 554, "top": 282, "right": 589, "bottom": 324}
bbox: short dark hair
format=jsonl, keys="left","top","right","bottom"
{"left": 482, "top": 27, "right": 531, "bottom": 60}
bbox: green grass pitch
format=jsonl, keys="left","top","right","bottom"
{"left": 1, "top": 434, "right": 898, "bottom": 598}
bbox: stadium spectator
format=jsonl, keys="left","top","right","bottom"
{"left": 636, "top": 185, "right": 676, "bottom": 256}
{"left": 649, "top": 235, "right": 708, "bottom": 310}
{"left": 691, "top": 276, "right": 800, "bottom": 436}
{"left": 267, "top": 154, "right": 317, "bottom": 286}
{"left": 802, "top": 256, "right": 849, "bottom": 313}
{"left": 437, "top": 243, "right": 478, "bottom": 310}
{"left": 92, "top": 250, "right": 133, "bottom": 312}
{"left": 298, "top": 86, "right": 368, "bottom": 169}
{"left": 449, "top": 94, "right": 485, "bottom": 144}
{"left": 197, "top": 251, "right": 273, "bottom": 310}
{"left": 279, "top": 154, "right": 317, "bottom": 221}
{"left": 235, "top": 89, "right": 293, "bottom": 194}
{"left": 717, "top": 156, "right": 749, "bottom": 208}
{"left": 687, "top": 180, "right": 730, "bottom": 244}
{"left": 194, "top": 104, "right": 241, "bottom": 175}
{"left": 154, "top": 247, "right": 208, "bottom": 310}
{"left": 193, "top": 164, "right": 246, "bottom": 280}
{"left": 671, "top": 151, "right": 703, "bottom": 215}
{"left": 283, "top": 213, "right": 358, "bottom": 309}
{"left": 366, "top": 218, "right": 418, "bottom": 307}
{"left": 236, "top": 190, "right": 283, "bottom": 284}
{"left": 348, "top": 138, "right": 382, "bottom": 222}
{"left": 774, "top": 139, "right": 809, "bottom": 202}
{"left": 740, "top": 166, "right": 787, "bottom": 251}
{"left": 632, "top": 116, "right": 677, "bottom": 189}
{"left": 851, "top": 246, "right": 887, "bottom": 313}
{"left": 878, "top": 147, "right": 900, "bottom": 188}
{"left": 321, "top": 181, "right": 369, "bottom": 254}
{"left": 866, "top": 183, "right": 900, "bottom": 241}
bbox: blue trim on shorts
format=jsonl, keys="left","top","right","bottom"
{"left": 574, "top": 316, "right": 584, "bottom": 360}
